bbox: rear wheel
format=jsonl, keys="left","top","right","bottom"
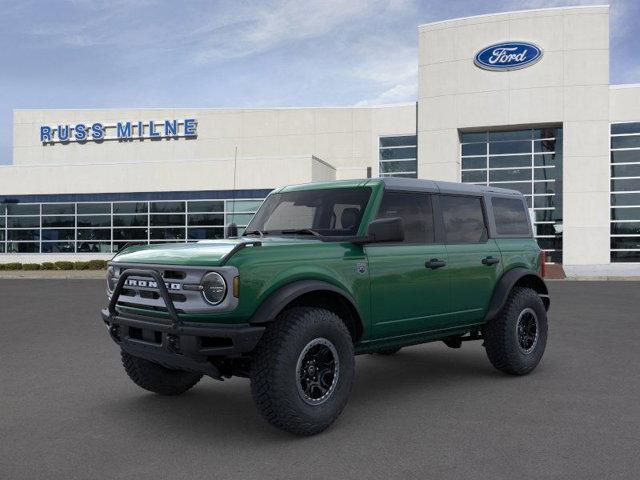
{"left": 250, "top": 307, "right": 355, "bottom": 436}
{"left": 121, "top": 351, "right": 202, "bottom": 395}
{"left": 484, "top": 287, "right": 548, "bottom": 375}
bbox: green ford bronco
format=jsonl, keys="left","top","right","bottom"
{"left": 101, "top": 178, "right": 549, "bottom": 435}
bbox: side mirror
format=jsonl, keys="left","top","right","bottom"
{"left": 363, "top": 217, "right": 404, "bottom": 243}
{"left": 226, "top": 223, "right": 238, "bottom": 238}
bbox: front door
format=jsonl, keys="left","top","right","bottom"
{"left": 439, "top": 194, "right": 503, "bottom": 325}
{"left": 366, "top": 191, "right": 451, "bottom": 338}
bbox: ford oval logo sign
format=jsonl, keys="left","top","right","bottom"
{"left": 474, "top": 42, "right": 543, "bottom": 71}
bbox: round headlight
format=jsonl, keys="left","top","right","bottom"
{"left": 201, "top": 272, "right": 227, "bottom": 305}
{"left": 106, "top": 266, "right": 116, "bottom": 293}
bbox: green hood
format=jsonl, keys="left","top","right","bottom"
{"left": 111, "top": 237, "right": 319, "bottom": 266}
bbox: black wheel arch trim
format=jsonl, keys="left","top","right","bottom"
{"left": 484, "top": 267, "right": 550, "bottom": 322}
{"left": 249, "top": 280, "right": 364, "bottom": 333}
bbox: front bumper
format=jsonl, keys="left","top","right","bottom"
{"left": 101, "top": 267, "right": 264, "bottom": 379}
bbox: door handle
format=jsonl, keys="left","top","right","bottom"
{"left": 425, "top": 258, "right": 446, "bottom": 269}
{"left": 482, "top": 256, "right": 500, "bottom": 266}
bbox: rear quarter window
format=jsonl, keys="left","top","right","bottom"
{"left": 492, "top": 197, "right": 531, "bottom": 236}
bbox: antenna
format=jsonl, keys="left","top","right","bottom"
{"left": 226, "top": 146, "right": 239, "bottom": 238}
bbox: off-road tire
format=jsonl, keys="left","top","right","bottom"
{"left": 250, "top": 307, "right": 355, "bottom": 436}
{"left": 376, "top": 347, "right": 401, "bottom": 355}
{"left": 121, "top": 351, "right": 202, "bottom": 395}
{"left": 484, "top": 287, "right": 547, "bottom": 375}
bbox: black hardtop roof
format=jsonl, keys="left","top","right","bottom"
{"left": 377, "top": 177, "right": 522, "bottom": 197}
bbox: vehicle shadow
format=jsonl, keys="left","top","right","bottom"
{"left": 100, "top": 345, "right": 510, "bottom": 442}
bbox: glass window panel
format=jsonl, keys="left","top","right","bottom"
{"left": 462, "top": 170, "right": 486, "bottom": 183}
{"left": 77, "top": 215, "right": 110, "bottom": 227}
{"left": 488, "top": 129, "right": 531, "bottom": 141}
{"left": 226, "top": 200, "right": 263, "bottom": 212}
{"left": 8, "top": 217, "right": 39, "bottom": 228}
{"left": 113, "top": 214, "right": 147, "bottom": 227}
{"left": 534, "top": 168, "right": 555, "bottom": 181}
{"left": 77, "top": 242, "right": 111, "bottom": 253}
{"left": 150, "top": 227, "right": 185, "bottom": 240}
{"left": 188, "top": 200, "right": 224, "bottom": 213}
{"left": 375, "top": 192, "right": 435, "bottom": 244}
{"left": 489, "top": 155, "right": 531, "bottom": 168}
{"left": 113, "top": 228, "right": 148, "bottom": 241}
{"left": 187, "top": 227, "right": 224, "bottom": 240}
{"left": 537, "top": 238, "right": 562, "bottom": 250}
{"left": 611, "top": 193, "right": 640, "bottom": 206}
{"left": 611, "top": 178, "right": 640, "bottom": 192}
{"left": 489, "top": 168, "right": 532, "bottom": 182}
{"left": 7, "top": 242, "right": 39, "bottom": 253}
{"left": 150, "top": 201, "right": 185, "bottom": 213}
{"left": 536, "top": 224, "right": 559, "bottom": 236}
{"left": 41, "top": 229, "right": 75, "bottom": 241}
{"left": 611, "top": 251, "right": 640, "bottom": 262}
{"left": 113, "top": 241, "right": 146, "bottom": 252}
{"left": 0, "top": 204, "right": 5, "bottom": 215}
{"left": 492, "top": 197, "right": 530, "bottom": 236}
{"left": 611, "top": 123, "right": 640, "bottom": 135}
{"left": 77, "top": 203, "right": 111, "bottom": 214}
{"left": 611, "top": 207, "right": 640, "bottom": 220}
{"left": 534, "top": 196, "right": 555, "bottom": 208}
{"left": 42, "top": 216, "right": 74, "bottom": 228}
{"left": 533, "top": 128, "right": 559, "bottom": 140}
{"left": 8, "top": 229, "right": 39, "bottom": 240}
{"left": 611, "top": 150, "right": 640, "bottom": 163}
{"left": 489, "top": 182, "right": 531, "bottom": 195}
{"left": 379, "top": 160, "right": 417, "bottom": 174}
{"left": 611, "top": 222, "right": 640, "bottom": 235}
{"left": 489, "top": 141, "right": 531, "bottom": 155}
{"left": 379, "top": 136, "right": 416, "bottom": 147}
{"left": 187, "top": 213, "right": 224, "bottom": 226}
{"left": 0, "top": 231, "right": 4, "bottom": 241}
{"left": 534, "top": 154, "right": 556, "bottom": 167}
{"left": 379, "top": 147, "right": 417, "bottom": 160}
{"left": 461, "top": 157, "right": 486, "bottom": 169}
{"left": 460, "top": 132, "right": 487, "bottom": 143}
{"left": 611, "top": 237, "right": 640, "bottom": 250}
{"left": 441, "top": 195, "right": 487, "bottom": 244}
{"left": 525, "top": 196, "right": 532, "bottom": 208}
{"left": 42, "top": 242, "right": 75, "bottom": 253}
{"left": 461, "top": 143, "right": 486, "bottom": 156}
{"left": 611, "top": 135, "right": 640, "bottom": 149}
{"left": 0, "top": 242, "right": 4, "bottom": 253}
{"left": 42, "top": 203, "right": 74, "bottom": 215}
{"left": 150, "top": 214, "right": 185, "bottom": 226}
{"left": 534, "top": 181, "right": 555, "bottom": 194}
{"left": 7, "top": 204, "right": 39, "bottom": 215}
{"left": 612, "top": 164, "right": 640, "bottom": 178}
{"left": 77, "top": 229, "right": 111, "bottom": 241}
{"left": 535, "top": 209, "right": 556, "bottom": 222}
{"left": 227, "top": 213, "right": 254, "bottom": 225}
{"left": 533, "top": 139, "right": 556, "bottom": 153}
{"left": 113, "top": 202, "right": 148, "bottom": 214}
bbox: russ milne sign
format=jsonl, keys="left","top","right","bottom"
{"left": 474, "top": 42, "right": 542, "bottom": 71}
{"left": 40, "top": 118, "right": 197, "bottom": 144}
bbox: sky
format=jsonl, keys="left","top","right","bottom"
{"left": 0, "top": 0, "right": 639, "bottom": 165}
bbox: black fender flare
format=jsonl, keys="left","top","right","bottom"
{"left": 249, "top": 279, "right": 363, "bottom": 328}
{"left": 484, "top": 268, "right": 550, "bottom": 322}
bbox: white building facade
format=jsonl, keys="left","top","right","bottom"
{"left": 2, "top": 5, "right": 640, "bottom": 277}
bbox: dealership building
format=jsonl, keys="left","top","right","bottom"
{"left": 2, "top": 4, "right": 640, "bottom": 277}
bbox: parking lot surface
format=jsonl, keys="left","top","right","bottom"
{"left": 1, "top": 280, "right": 639, "bottom": 479}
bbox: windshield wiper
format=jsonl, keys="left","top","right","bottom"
{"left": 243, "top": 229, "right": 266, "bottom": 237}
{"left": 279, "top": 228, "right": 322, "bottom": 237}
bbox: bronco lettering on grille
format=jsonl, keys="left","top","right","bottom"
{"left": 123, "top": 278, "right": 181, "bottom": 290}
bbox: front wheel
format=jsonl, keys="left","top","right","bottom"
{"left": 484, "top": 287, "right": 548, "bottom": 375}
{"left": 250, "top": 307, "right": 355, "bottom": 436}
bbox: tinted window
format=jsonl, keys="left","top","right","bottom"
{"left": 441, "top": 195, "right": 487, "bottom": 244}
{"left": 492, "top": 197, "right": 531, "bottom": 236}
{"left": 375, "top": 192, "right": 434, "bottom": 244}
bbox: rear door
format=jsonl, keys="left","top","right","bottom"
{"left": 366, "top": 190, "right": 450, "bottom": 338}
{"left": 440, "top": 194, "right": 503, "bottom": 325}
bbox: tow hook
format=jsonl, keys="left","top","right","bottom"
{"left": 167, "top": 334, "right": 181, "bottom": 353}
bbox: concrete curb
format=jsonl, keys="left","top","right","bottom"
{"left": 0, "top": 271, "right": 106, "bottom": 279}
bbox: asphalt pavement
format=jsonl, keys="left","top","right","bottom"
{"left": 1, "top": 280, "right": 639, "bottom": 479}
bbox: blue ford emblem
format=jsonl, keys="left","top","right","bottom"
{"left": 474, "top": 42, "right": 542, "bottom": 71}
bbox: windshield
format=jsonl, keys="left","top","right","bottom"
{"left": 245, "top": 187, "right": 372, "bottom": 237}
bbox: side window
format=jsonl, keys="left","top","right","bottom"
{"left": 492, "top": 197, "right": 531, "bottom": 236}
{"left": 376, "top": 191, "right": 434, "bottom": 243}
{"left": 441, "top": 195, "right": 487, "bottom": 244}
